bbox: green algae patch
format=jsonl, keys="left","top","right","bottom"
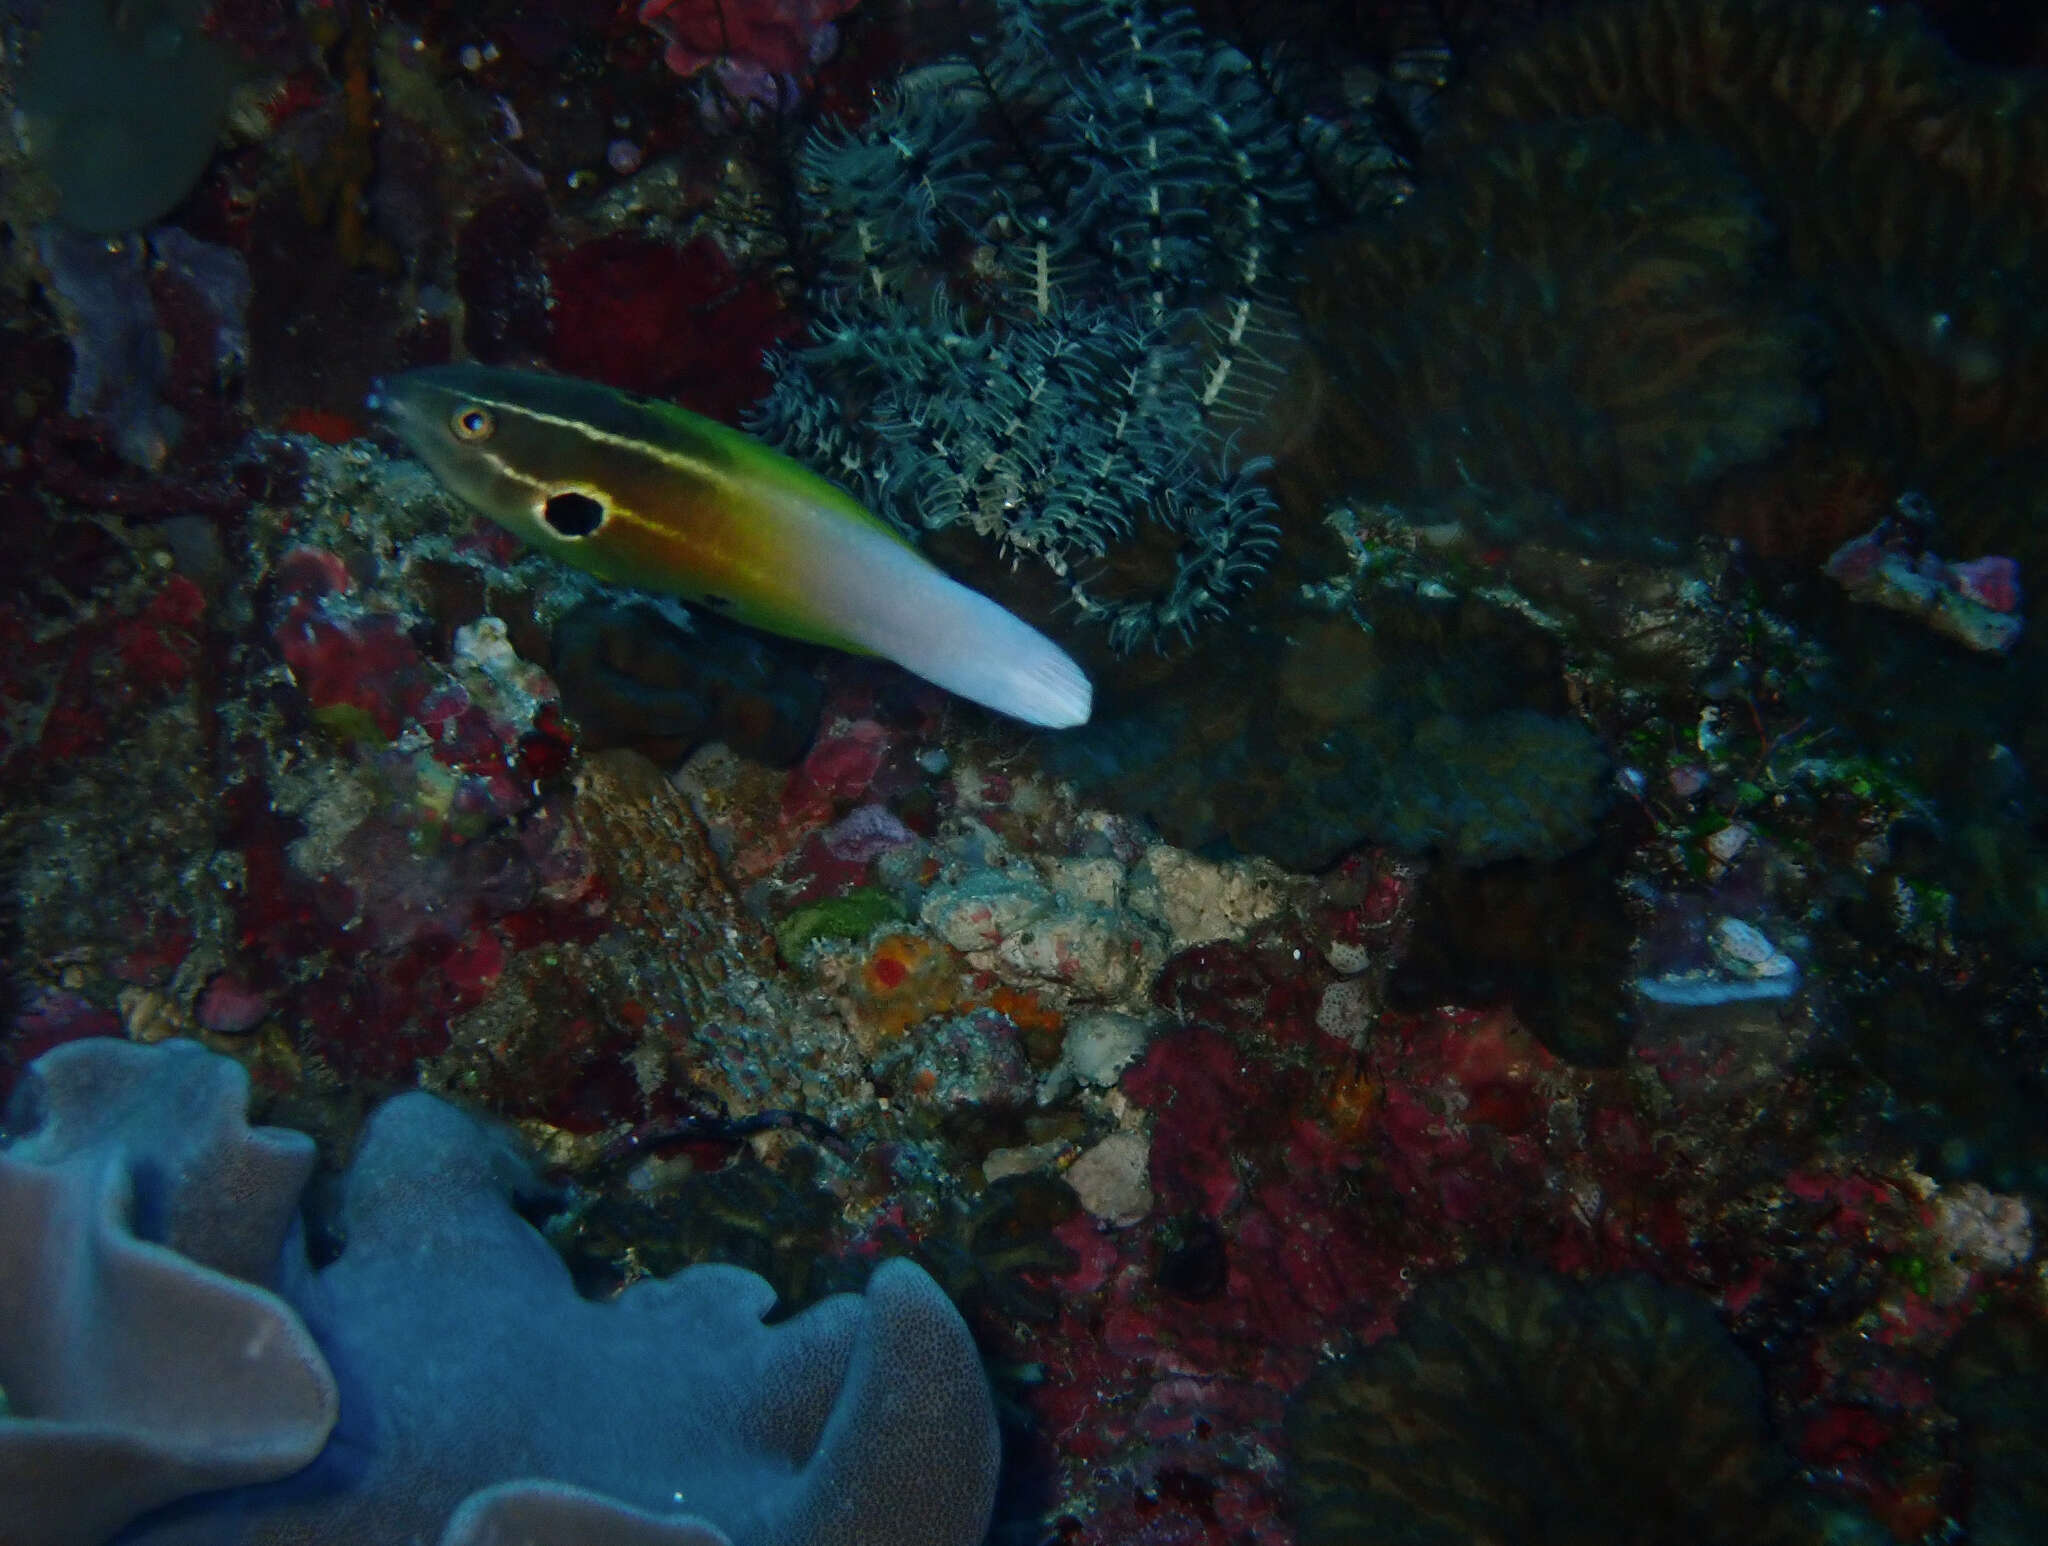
{"left": 775, "top": 887, "right": 906, "bottom": 961}
{"left": 310, "top": 702, "right": 389, "bottom": 749}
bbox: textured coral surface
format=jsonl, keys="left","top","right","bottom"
{"left": 1, "top": 1038, "right": 999, "bottom": 1546}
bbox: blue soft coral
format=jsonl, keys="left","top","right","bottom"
{"left": 0, "top": 1038, "right": 999, "bottom": 1546}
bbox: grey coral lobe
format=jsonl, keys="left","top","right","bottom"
{"left": 0, "top": 1038, "right": 335, "bottom": 1546}
{"left": 0, "top": 1039, "right": 1000, "bottom": 1546}
{"left": 442, "top": 1481, "right": 738, "bottom": 1546}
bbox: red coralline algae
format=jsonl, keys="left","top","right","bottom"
{"left": 1029, "top": 1014, "right": 1419, "bottom": 1540}
{"left": 472, "top": 1009, "right": 677, "bottom": 1135}
{"left": 636, "top": 0, "right": 858, "bottom": 80}
{"left": 779, "top": 717, "right": 890, "bottom": 825}
{"left": 1783, "top": 1168, "right": 1908, "bottom": 1234}
{"left": 273, "top": 601, "right": 429, "bottom": 742}
{"left": 1364, "top": 1012, "right": 1560, "bottom": 1232}
{"left": 1798, "top": 1403, "right": 1900, "bottom": 1472}
{"left": 1123, "top": 1026, "right": 1264, "bottom": 1218}
{"left": 1151, "top": 939, "right": 1332, "bottom": 1048}
{"left": 31, "top": 696, "right": 104, "bottom": 765}
{"left": 200, "top": 537, "right": 616, "bottom": 1088}
{"left": 295, "top": 954, "right": 454, "bottom": 1084}
{"left": 546, "top": 235, "right": 795, "bottom": 417}
{"left": 202, "top": 0, "right": 301, "bottom": 61}
{"left": 440, "top": 930, "right": 509, "bottom": 1006}
{"left": 196, "top": 971, "right": 274, "bottom": 1034}
{"left": 114, "top": 574, "right": 206, "bottom": 688}
{"left": 1028, "top": 1221, "right": 1320, "bottom": 1546}
{"left": 108, "top": 916, "right": 194, "bottom": 987}
{"left": 1001, "top": 881, "right": 2017, "bottom": 1543}
{"left": 226, "top": 776, "right": 355, "bottom": 959}
{"left": 283, "top": 920, "right": 523, "bottom": 1087}
{"left": 3, "top": 573, "right": 210, "bottom": 770}
{"left": 270, "top": 544, "right": 352, "bottom": 597}
{"left": 277, "top": 406, "right": 364, "bottom": 444}
{"left": 28, "top": 402, "right": 305, "bottom": 524}
{"left": 1022, "top": 961, "right": 1899, "bottom": 1546}
{"left": 517, "top": 705, "right": 578, "bottom": 784}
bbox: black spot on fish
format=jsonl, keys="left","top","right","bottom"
{"left": 702, "top": 593, "right": 734, "bottom": 611}
{"left": 543, "top": 491, "right": 606, "bottom": 538}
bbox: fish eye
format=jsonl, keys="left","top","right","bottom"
{"left": 542, "top": 490, "right": 607, "bottom": 538}
{"left": 450, "top": 405, "right": 495, "bottom": 441}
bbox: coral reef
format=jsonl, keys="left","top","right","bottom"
{"left": 1943, "top": 1301, "right": 2048, "bottom": 1546}
{"left": 1370, "top": 708, "right": 1611, "bottom": 864}
{"left": 568, "top": 746, "right": 783, "bottom": 1037}
{"left": 0, "top": 1036, "right": 1000, "bottom": 1546}
{"left": 557, "top": 1149, "right": 855, "bottom": 1312}
{"left": 1823, "top": 943, "right": 2048, "bottom": 1195}
{"left": 549, "top": 599, "right": 824, "bottom": 768}
{"left": 1047, "top": 587, "right": 1609, "bottom": 871}
{"left": 1286, "top": 1264, "right": 1884, "bottom": 1545}
{"left": 638, "top": 0, "right": 861, "bottom": 108}
{"left": 7, "top": 6, "right": 2048, "bottom": 1546}
{"left": 0, "top": 439, "right": 611, "bottom": 1101}
{"left": 3, "top": 429, "right": 2035, "bottom": 1543}
{"left": 248, "top": 545, "right": 598, "bottom": 1084}
{"left": 1296, "top": 117, "right": 1815, "bottom": 555}
{"left": 1439, "top": 0, "right": 2048, "bottom": 582}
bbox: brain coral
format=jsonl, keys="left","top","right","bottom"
{"left": 1287, "top": 1263, "right": 1885, "bottom": 1546}
{"left": 1298, "top": 116, "right": 1815, "bottom": 556}
{"left": 0, "top": 1037, "right": 999, "bottom": 1546}
{"left": 1439, "top": 0, "right": 2048, "bottom": 580}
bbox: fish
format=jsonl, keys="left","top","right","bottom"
{"left": 369, "top": 364, "right": 1092, "bottom": 728}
